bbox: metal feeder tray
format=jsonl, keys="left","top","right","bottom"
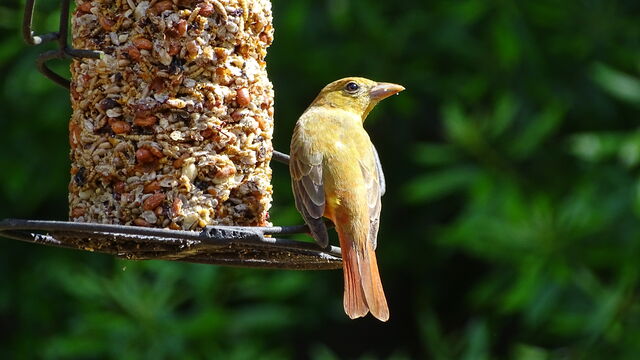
{"left": 0, "top": 219, "right": 341, "bottom": 270}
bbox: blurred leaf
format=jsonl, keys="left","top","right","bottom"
{"left": 569, "top": 132, "right": 624, "bottom": 162}
{"left": 228, "top": 304, "right": 295, "bottom": 335}
{"left": 0, "top": 6, "right": 20, "bottom": 30}
{"left": 412, "top": 142, "right": 463, "bottom": 166}
{"left": 591, "top": 63, "right": 640, "bottom": 106}
{"left": 491, "top": 13, "right": 521, "bottom": 71}
{"left": 488, "top": 94, "right": 518, "bottom": 138}
{"left": 444, "top": 0, "right": 488, "bottom": 25}
{"left": 443, "top": 102, "right": 483, "bottom": 150}
{"left": 618, "top": 131, "right": 640, "bottom": 167}
{"left": 418, "top": 309, "right": 452, "bottom": 360}
{"left": 44, "top": 335, "right": 109, "bottom": 359}
{"left": 310, "top": 344, "right": 340, "bottom": 360}
{"left": 462, "top": 319, "right": 489, "bottom": 360}
{"left": 512, "top": 344, "right": 549, "bottom": 360}
{"left": 404, "top": 166, "right": 477, "bottom": 203}
{"left": 509, "top": 103, "right": 565, "bottom": 158}
{"left": 634, "top": 178, "right": 640, "bottom": 217}
{"left": 326, "top": 0, "right": 350, "bottom": 30}
{"left": 502, "top": 259, "right": 544, "bottom": 313}
{"left": 524, "top": 281, "right": 561, "bottom": 327}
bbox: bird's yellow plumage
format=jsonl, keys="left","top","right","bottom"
{"left": 289, "top": 77, "right": 404, "bottom": 321}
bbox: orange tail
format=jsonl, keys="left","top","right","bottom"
{"left": 338, "top": 227, "right": 389, "bottom": 321}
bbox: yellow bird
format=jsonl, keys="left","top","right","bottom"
{"left": 289, "top": 77, "right": 405, "bottom": 321}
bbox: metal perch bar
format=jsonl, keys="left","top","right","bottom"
{"left": 272, "top": 151, "right": 290, "bottom": 165}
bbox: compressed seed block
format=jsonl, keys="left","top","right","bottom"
{"left": 68, "top": 0, "right": 274, "bottom": 229}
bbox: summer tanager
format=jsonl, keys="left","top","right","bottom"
{"left": 289, "top": 77, "right": 404, "bottom": 321}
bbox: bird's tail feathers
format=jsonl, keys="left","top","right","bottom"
{"left": 338, "top": 227, "right": 389, "bottom": 322}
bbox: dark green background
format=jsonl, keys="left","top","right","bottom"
{"left": 2, "top": 0, "right": 640, "bottom": 358}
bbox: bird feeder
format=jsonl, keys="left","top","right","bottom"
{"left": 1, "top": 0, "right": 342, "bottom": 270}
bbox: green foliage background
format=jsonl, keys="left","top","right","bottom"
{"left": 2, "top": 0, "right": 640, "bottom": 358}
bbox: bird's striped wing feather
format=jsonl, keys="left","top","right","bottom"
{"left": 360, "top": 143, "right": 384, "bottom": 250}
{"left": 290, "top": 128, "right": 329, "bottom": 248}
{"left": 372, "top": 144, "right": 386, "bottom": 196}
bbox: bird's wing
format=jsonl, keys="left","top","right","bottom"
{"left": 290, "top": 127, "right": 329, "bottom": 248}
{"left": 372, "top": 144, "right": 386, "bottom": 196}
{"left": 360, "top": 144, "right": 384, "bottom": 250}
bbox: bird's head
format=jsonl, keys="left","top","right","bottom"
{"left": 311, "top": 77, "right": 405, "bottom": 120}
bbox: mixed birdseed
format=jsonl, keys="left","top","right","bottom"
{"left": 68, "top": 0, "right": 274, "bottom": 229}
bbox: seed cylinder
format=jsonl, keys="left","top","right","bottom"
{"left": 68, "top": 0, "right": 274, "bottom": 229}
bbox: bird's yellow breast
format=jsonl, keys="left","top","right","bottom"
{"left": 296, "top": 105, "right": 373, "bottom": 216}
{"left": 298, "top": 106, "right": 366, "bottom": 154}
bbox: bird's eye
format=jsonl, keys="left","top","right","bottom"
{"left": 345, "top": 81, "right": 360, "bottom": 93}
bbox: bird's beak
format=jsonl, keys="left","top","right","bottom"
{"left": 369, "top": 82, "right": 405, "bottom": 101}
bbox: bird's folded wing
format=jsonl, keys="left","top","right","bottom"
{"left": 372, "top": 144, "right": 386, "bottom": 196}
{"left": 360, "top": 144, "right": 384, "bottom": 250}
{"left": 290, "top": 134, "right": 329, "bottom": 248}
